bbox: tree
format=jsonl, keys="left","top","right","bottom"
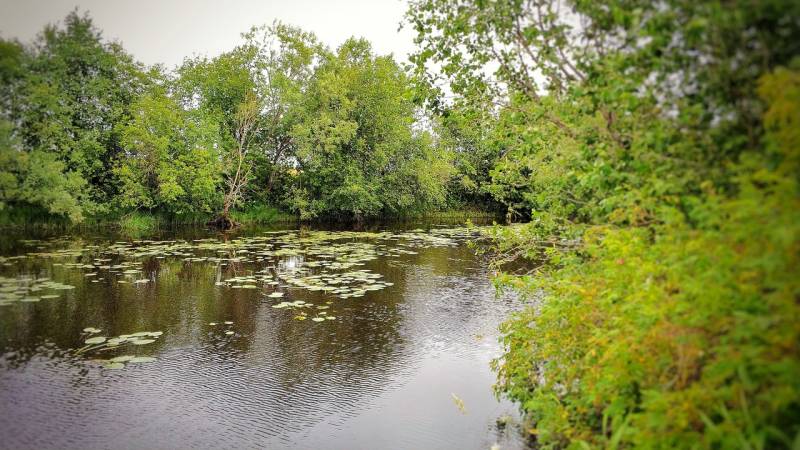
{"left": 0, "top": 119, "right": 87, "bottom": 222}
{"left": 177, "top": 23, "right": 322, "bottom": 225}
{"left": 115, "top": 76, "right": 221, "bottom": 215}
{"left": 289, "top": 38, "right": 451, "bottom": 220}
{"left": 0, "top": 11, "right": 147, "bottom": 221}
{"left": 240, "top": 23, "right": 322, "bottom": 202}
{"left": 407, "top": 0, "right": 800, "bottom": 447}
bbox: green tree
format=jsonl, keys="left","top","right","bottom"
{"left": 240, "top": 23, "right": 322, "bottom": 203}
{"left": 0, "top": 119, "right": 87, "bottom": 222}
{"left": 0, "top": 11, "right": 147, "bottom": 221}
{"left": 408, "top": 0, "right": 800, "bottom": 447}
{"left": 177, "top": 23, "right": 322, "bottom": 221}
{"left": 290, "top": 38, "right": 451, "bottom": 219}
{"left": 114, "top": 76, "right": 222, "bottom": 215}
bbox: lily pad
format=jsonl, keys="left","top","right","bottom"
{"left": 85, "top": 336, "right": 107, "bottom": 345}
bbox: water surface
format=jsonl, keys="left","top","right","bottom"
{"left": 0, "top": 223, "right": 526, "bottom": 450}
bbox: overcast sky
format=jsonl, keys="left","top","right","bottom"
{"left": 0, "top": 0, "right": 416, "bottom": 68}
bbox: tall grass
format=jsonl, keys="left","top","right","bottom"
{"left": 118, "top": 212, "right": 159, "bottom": 237}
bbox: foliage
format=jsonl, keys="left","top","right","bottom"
{"left": 433, "top": 105, "right": 503, "bottom": 210}
{"left": 407, "top": 0, "right": 800, "bottom": 448}
{"left": 494, "top": 78, "right": 800, "bottom": 448}
{"left": 1, "top": 11, "right": 147, "bottom": 218}
{"left": 118, "top": 211, "right": 159, "bottom": 237}
{"left": 289, "top": 38, "right": 452, "bottom": 219}
{"left": 0, "top": 13, "right": 474, "bottom": 224}
{"left": 229, "top": 204, "right": 294, "bottom": 224}
{"left": 0, "top": 119, "right": 87, "bottom": 222}
{"left": 114, "top": 79, "right": 222, "bottom": 214}
{"left": 175, "top": 23, "right": 323, "bottom": 218}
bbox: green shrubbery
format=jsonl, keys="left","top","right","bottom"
{"left": 491, "top": 105, "right": 800, "bottom": 444}
{"left": 408, "top": 0, "right": 800, "bottom": 447}
{"left": 118, "top": 212, "right": 159, "bottom": 236}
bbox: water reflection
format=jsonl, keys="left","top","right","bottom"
{"left": 0, "top": 222, "right": 528, "bottom": 449}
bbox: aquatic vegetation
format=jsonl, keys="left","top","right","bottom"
{"left": 0, "top": 276, "right": 73, "bottom": 306}
{"left": 1, "top": 228, "right": 481, "bottom": 333}
{"left": 119, "top": 213, "right": 159, "bottom": 236}
{"left": 77, "top": 331, "right": 162, "bottom": 352}
{"left": 271, "top": 300, "right": 310, "bottom": 309}
{"left": 73, "top": 328, "right": 162, "bottom": 369}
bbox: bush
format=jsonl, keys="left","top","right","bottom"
{"left": 490, "top": 68, "right": 800, "bottom": 449}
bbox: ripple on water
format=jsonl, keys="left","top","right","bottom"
{"left": 0, "top": 225, "right": 529, "bottom": 450}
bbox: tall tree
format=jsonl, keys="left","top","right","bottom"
{"left": 114, "top": 73, "right": 222, "bottom": 215}
{"left": 177, "top": 23, "right": 322, "bottom": 224}
{"left": 289, "top": 38, "right": 451, "bottom": 220}
{"left": 0, "top": 11, "right": 146, "bottom": 220}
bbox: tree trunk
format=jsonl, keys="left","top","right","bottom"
{"left": 206, "top": 213, "right": 237, "bottom": 230}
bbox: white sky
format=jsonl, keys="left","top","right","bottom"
{"left": 0, "top": 0, "right": 416, "bottom": 69}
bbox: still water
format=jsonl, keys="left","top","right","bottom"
{"left": 0, "top": 222, "right": 527, "bottom": 450}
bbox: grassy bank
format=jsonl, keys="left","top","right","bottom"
{"left": 114, "top": 206, "right": 297, "bottom": 235}
{"left": 0, "top": 204, "right": 502, "bottom": 236}
{"left": 0, "top": 205, "right": 297, "bottom": 232}
{"left": 229, "top": 205, "right": 296, "bottom": 225}
{"left": 389, "top": 208, "right": 501, "bottom": 221}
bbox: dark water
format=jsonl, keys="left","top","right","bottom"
{"left": 0, "top": 222, "right": 527, "bottom": 450}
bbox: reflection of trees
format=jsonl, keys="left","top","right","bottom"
{"left": 0, "top": 226, "right": 500, "bottom": 440}
{"left": 243, "top": 237, "right": 411, "bottom": 427}
{"left": 0, "top": 239, "right": 270, "bottom": 363}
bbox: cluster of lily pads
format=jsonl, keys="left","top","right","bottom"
{"left": 77, "top": 327, "right": 161, "bottom": 369}
{"left": 271, "top": 299, "right": 336, "bottom": 322}
{"left": 2, "top": 228, "right": 483, "bottom": 333}
{"left": 0, "top": 276, "right": 74, "bottom": 306}
{"left": 279, "top": 269, "right": 393, "bottom": 299}
{"left": 58, "top": 258, "right": 149, "bottom": 285}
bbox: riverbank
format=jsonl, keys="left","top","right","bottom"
{"left": 0, "top": 204, "right": 501, "bottom": 234}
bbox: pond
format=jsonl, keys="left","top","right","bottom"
{"left": 0, "top": 221, "right": 528, "bottom": 450}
